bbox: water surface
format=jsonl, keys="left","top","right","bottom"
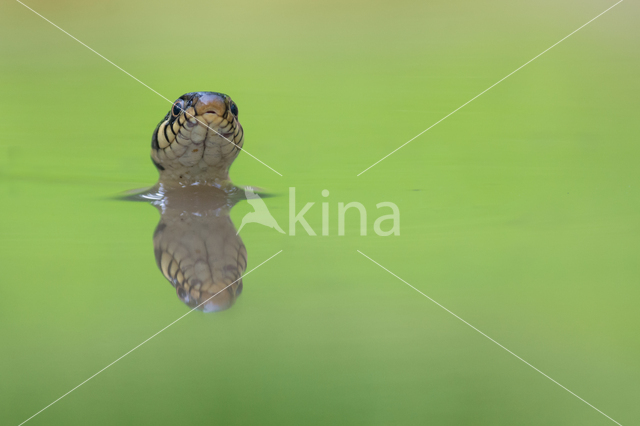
{"left": 1, "top": 0, "right": 639, "bottom": 425}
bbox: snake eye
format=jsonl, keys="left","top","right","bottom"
{"left": 229, "top": 101, "right": 238, "bottom": 117}
{"left": 171, "top": 100, "right": 184, "bottom": 117}
{"left": 177, "top": 287, "right": 187, "bottom": 299}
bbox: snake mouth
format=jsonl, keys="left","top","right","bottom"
{"left": 150, "top": 91, "right": 244, "bottom": 183}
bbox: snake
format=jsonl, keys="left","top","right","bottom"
{"left": 145, "top": 92, "right": 248, "bottom": 312}
{"left": 151, "top": 91, "right": 244, "bottom": 187}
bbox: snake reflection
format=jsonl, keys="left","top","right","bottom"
{"left": 141, "top": 186, "right": 247, "bottom": 312}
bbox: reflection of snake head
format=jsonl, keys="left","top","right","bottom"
{"left": 151, "top": 187, "right": 247, "bottom": 312}
{"left": 151, "top": 92, "right": 244, "bottom": 186}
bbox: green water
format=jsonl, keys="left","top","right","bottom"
{"left": 1, "top": 0, "right": 639, "bottom": 424}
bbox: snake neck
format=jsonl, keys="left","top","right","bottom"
{"left": 157, "top": 163, "right": 232, "bottom": 188}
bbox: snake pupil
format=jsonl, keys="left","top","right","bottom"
{"left": 230, "top": 102, "right": 238, "bottom": 117}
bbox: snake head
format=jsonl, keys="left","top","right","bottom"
{"left": 151, "top": 92, "right": 244, "bottom": 186}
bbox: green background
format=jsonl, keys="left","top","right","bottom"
{"left": 1, "top": 0, "right": 638, "bottom": 424}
